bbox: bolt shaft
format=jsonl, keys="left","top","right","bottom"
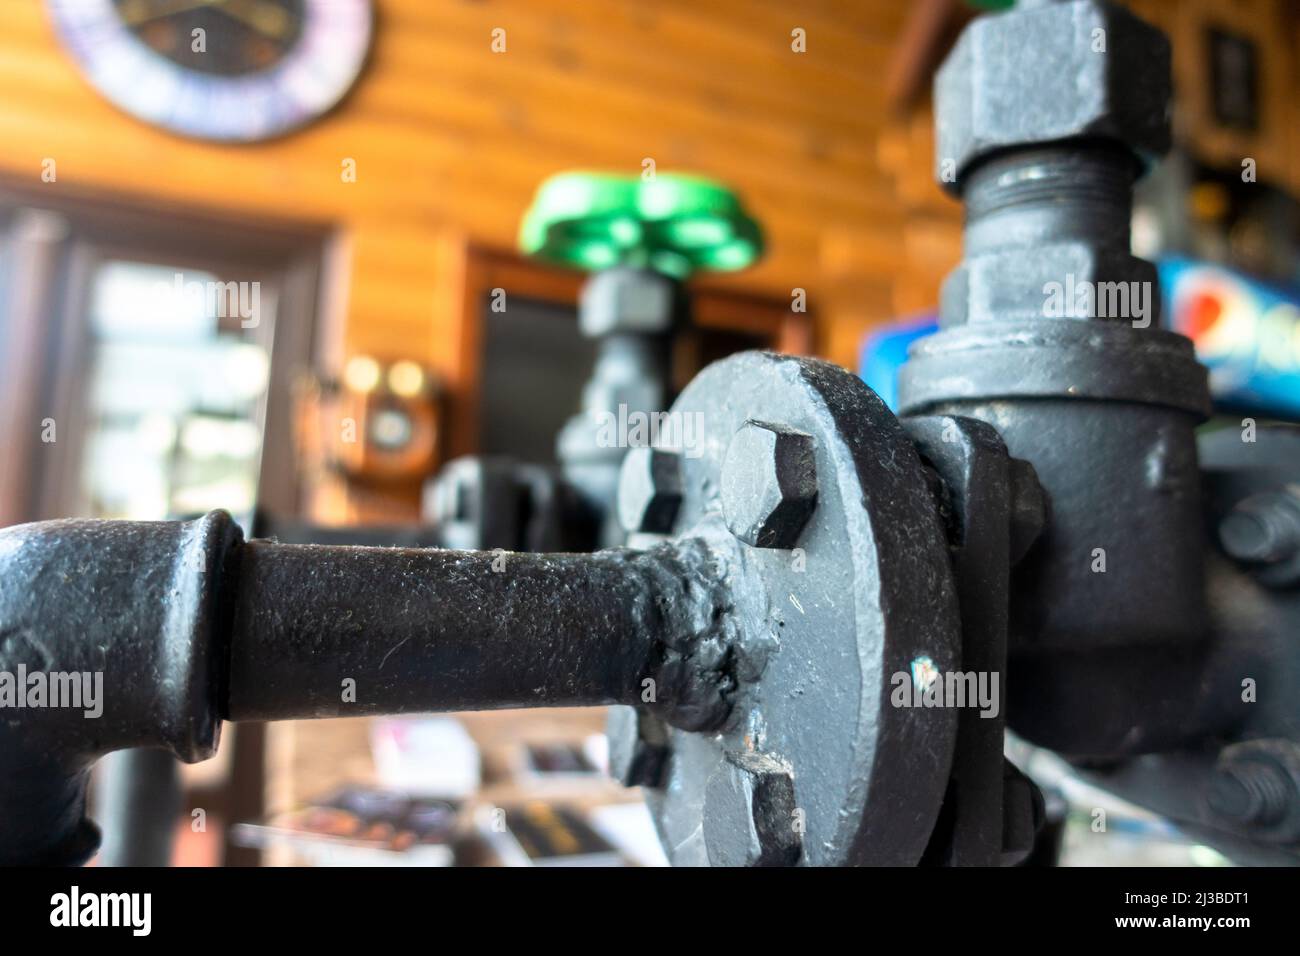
{"left": 1219, "top": 490, "right": 1300, "bottom": 564}
{"left": 1209, "top": 762, "right": 1289, "bottom": 825}
{"left": 962, "top": 144, "right": 1136, "bottom": 255}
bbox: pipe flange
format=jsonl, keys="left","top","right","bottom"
{"left": 638, "top": 352, "right": 962, "bottom": 866}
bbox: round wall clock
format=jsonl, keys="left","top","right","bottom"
{"left": 47, "top": 0, "right": 373, "bottom": 142}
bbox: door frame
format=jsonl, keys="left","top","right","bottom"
{"left": 0, "top": 177, "right": 332, "bottom": 524}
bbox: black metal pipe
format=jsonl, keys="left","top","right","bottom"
{"left": 224, "top": 537, "right": 730, "bottom": 725}
{"left": 0, "top": 511, "right": 733, "bottom": 864}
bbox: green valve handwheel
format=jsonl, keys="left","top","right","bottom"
{"left": 519, "top": 172, "right": 764, "bottom": 279}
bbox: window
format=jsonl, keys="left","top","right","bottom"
{"left": 78, "top": 260, "right": 273, "bottom": 524}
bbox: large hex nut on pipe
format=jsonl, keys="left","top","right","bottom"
{"left": 934, "top": 0, "right": 1171, "bottom": 191}
{"left": 703, "top": 751, "right": 801, "bottom": 867}
{"left": 617, "top": 446, "right": 684, "bottom": 534}
{"left": 941, "top": 239, "right": 1161, "bottom": 327}
{"left": 721, "top": 420, "right": 817, "bottom": 549}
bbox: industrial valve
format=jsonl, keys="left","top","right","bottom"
{"left": 428, "top": 171, "right": 764, "bottom": 552}
{"left": 0, "top": 350, "right": 975, "bottom": 867}
{"left": 3, "top": 0, "right": 1299, "bottom": 868}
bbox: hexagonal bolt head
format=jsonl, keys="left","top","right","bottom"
{"left": 605, "top": 706, "right": 670, "bottom": 789}
{"left": 703, "top": 751, "right": 801, "bottom": 867}
{"left": 579, "top": 268, "right": 676, "bottom": 338}
{"left": 617, "top": 446, "right": 684, "bottom": 534}
{"left": 934, "top": 0, "right": 1170, "bottom": 191}
{"left": 721, "top": 421, "right": 817, "bottom": 549}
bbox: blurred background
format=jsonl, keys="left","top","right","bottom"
{"left": 0, "top": 0, "right": 1298, "bottom": 866}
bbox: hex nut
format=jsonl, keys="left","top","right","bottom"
{"left": 721, "top": 421, "right": 817, "bottom": 549}
{"left": 940, "top": 244, "right": 1161, "bottom": 326}
{"left": 703, "top": 751, "right": 801, "bottom": 867}
{"left": 617, "top": 446, "right": 684, "bottom": 534}
{"left": 579, "top": 267, "right": 676, "bottom": 338}
{"left": 934, "top": 0, "right": 1171, "bottom": 191}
